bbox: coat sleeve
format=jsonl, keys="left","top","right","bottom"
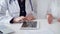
{"left": 0, "top": 0, "right": 13, "bottom": 24}
{"left": 47, "top": 7, "right": 52, "bottom": 14}
{"left": 47, "top": 1, "right": 52, "bottom": 15}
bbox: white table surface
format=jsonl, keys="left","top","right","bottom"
{"left": 3, "top": 19, "right": 60, "bottom": 34}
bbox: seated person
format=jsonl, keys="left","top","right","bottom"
{"left": 10, "top": 0, "right": 35, "bottom": 23}
{"left": 47, "top": 1, "right": 60, "bottom": 24}
{"left": 0, "top": 0, "right": 36, "bottom": 24}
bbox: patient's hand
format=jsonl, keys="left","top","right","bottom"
{"left": 57, "top": 18, "right": 60, "bottom": 22}
{"left": 47, "top": 14, "right": 53, "bottom": 24}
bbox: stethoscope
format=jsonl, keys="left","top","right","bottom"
{"left": 9, "top": 0, "right": 33, "bottom": 11}
{"left": 29, "top": 0, "right": 33, "bottom": 11}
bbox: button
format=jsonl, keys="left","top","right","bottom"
{"left": 21, "top": 0, "right": 24, "bottom": 2}
{"left": 21, "top": 5, "right": 24, "bottom": 7}
{"left": 22, "top": 11, "right": 24, "bottom": 12}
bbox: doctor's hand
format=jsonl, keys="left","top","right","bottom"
{"left": 24, "top": 15, "right": 35, "bottom": 22}
{"left": 13, "top": 16, "right": 25, "bottom": 23}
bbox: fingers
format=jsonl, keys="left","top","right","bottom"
{"left": 47, "top": 14, "right": 53, "bottom": 24}
{"left": 25, "top": 16, "right": 35, "bottom": 21}
{"left": 18, "top": 16, "right": 26, "bottom": 22}
{"left": 13, "top": 16, "right": 25, "bottom": 23}
{"left": 57, "top": 18, "right": 60, "bottom": 22}
{"left": 13, "top": 15, "right": 35, "bottom": 23}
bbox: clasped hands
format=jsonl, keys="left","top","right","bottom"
{"left": 13, "top": 15, "right": 35, "bottom": 23}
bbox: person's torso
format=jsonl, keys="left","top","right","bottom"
{"left": 8, "top": 0, "right": 33, "bottom": 17}
{"left": 50, "top": 0, "right": 60, "bottom": 18}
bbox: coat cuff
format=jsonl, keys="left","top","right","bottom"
{"left": 10, "top": 18, "right": 14, "bottom": 24}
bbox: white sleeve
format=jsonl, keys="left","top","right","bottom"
{"left": 47, "top": 5, "right": 52, "bottom": 15}
{"left": 0, "top": 0, "right": 13, "bottom": 24}
{"left": 47, "top": 4, "right": 52, "bottom": 14}
{"left": 47, "top": 0, "right": 52, "bottom": 14}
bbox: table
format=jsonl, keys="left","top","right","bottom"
{"left": 4, "top": 19, "right": 60, "bottom": 34}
